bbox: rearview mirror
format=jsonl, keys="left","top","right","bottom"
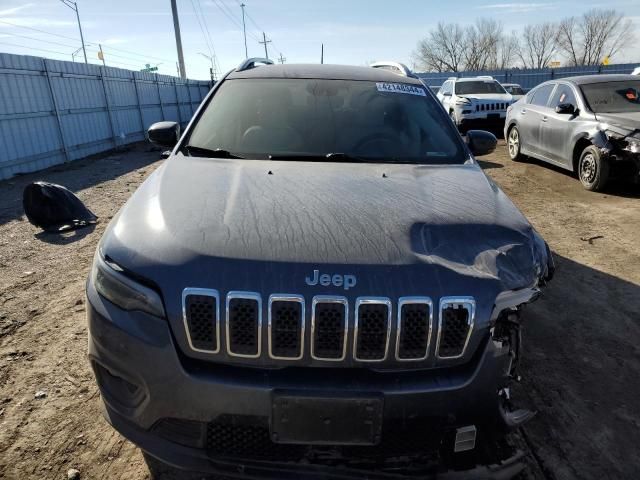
{"left": 148, "top": 121, "right": 180, "bottom": 148}
{"left": 555, "top": 103, "right": 576, "bottom": 115}
{"left": 466, "top": 130, "right": 497, "bottom": 157}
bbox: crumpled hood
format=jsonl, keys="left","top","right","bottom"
{"left": 595, "top": 111, "right": 640, "bottom": 132}
{"left": 101, "top": 154, "right": 552, "bottom": 323}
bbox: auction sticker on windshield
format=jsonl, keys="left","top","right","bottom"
{"left": 376, "top": 82, "right": 426, "bottom": 96}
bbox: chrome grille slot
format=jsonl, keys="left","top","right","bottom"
{"left": 226, "top": 292, "right": 262, "bottom": 358}
{"left": 437, "top": 297, "right": 475, "bottom": 359}
{"left": 311, "top": 296, "right": 348, "bottom": 361}
{"left": 182, "top": 288, "right": 220, "bottom": 353}
{"left": 354, "top": 298, "right": 391, "bottom": 362}
{"left": 268, "top": 295, "right": 304, "bottom": 360}
{"left": 396, "top": 297, "right": 432, "bottom": 361}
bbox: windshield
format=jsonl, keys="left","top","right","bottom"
{"left": 581, "top": 80, "right": 640, "bottom": 113}
{"left": 455, "top": 80, "right": 507, "bottom": 95}
{"left": 186, "top": 78, "right": 466, "bottom": 164}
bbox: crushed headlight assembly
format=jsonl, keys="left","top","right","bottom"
{"left": 91, "top": 251, "right": 166, "bottom": 318}
{"left": 455, "top": 97, "right": 472, "bottom": 105}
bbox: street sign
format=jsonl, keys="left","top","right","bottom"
{"left": 602, "top": 56, "right": 610, "bottom": 66}
{"left": 140, "top": 63, "right": 159, "bottom": 72}
{"left": 549, "top": 61, "right": 561, "bottom": 68}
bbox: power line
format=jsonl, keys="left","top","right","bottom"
{"left": 0, "top": 41, "right": 76, "bottom": 57}
{"left": 0, "top": 18, "right": 177, "bottom": 64}
{"left": 194, "top": 0, "right": 220, "bottom": 74}
{"left": 0, "top": 32, "right": 81, "bottom": 50}
{"left": 0, "top": 19, "right": 79, "bottom": 41}
{"left": 210, "top": 0, "right": 243, "bottom": 29}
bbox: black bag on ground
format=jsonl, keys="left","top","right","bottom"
{"left": 23, "top": 182, "right": 98, "bottom": 232}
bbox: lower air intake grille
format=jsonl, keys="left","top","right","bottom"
{"left": 184, "top": 291, "right": 218, "bottom": 352}
{"left": 312, "top": 299, "right": 347, "bottom": 360}
{"left": 355, "top": 300, "right": 390, "bottom": 361}
{"left": 438, "top": 299, "right": 474, "bottom": 358}
{"left": 227, "top": 294, "right": 260, "bottom": 357}
{"left": 397, "top": 300, "right": 431, "bottom": 360}
{"left": 269, "top": 298, "right": 303, "bottom": 359}
{"left": 206, "top": 416, "right": 304, "bottom": 460}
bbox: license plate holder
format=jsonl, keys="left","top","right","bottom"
{"left": 271, "top": 393, "right": 383, "bottom": 445}
{"left": 487, "top": 113, "right": 501, "bottom": 119}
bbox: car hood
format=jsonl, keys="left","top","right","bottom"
{"left": 101, "top": 154, "right": 552, "bottom": 323}
{"left": 462, "top": 93, "right": 513, "bottom": 101}
{"left": 594, "top": 111, "right": 640, "bottom": 132}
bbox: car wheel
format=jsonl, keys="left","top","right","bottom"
{"left": 578, "top": 145, "right": 609, "bottom": 191}
{"left": 507, "top": 126, "right": 523, "bottom": 161}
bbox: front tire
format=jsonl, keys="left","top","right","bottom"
{"left": 578, "top": 145, "right": 609, "bottom": 191}
{"left": 507, "top": 126, "right": 523, "bottom": 161}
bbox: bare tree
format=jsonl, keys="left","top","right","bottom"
{"left": 413, "top": 22, "right": 466, "bottom": 72}
{"left": 557, "top": 9, "right": 634, "bottom": 65}
{"left": 464, "top": 19, "right": 503, "bottom": 70}
{"left": 517, "top": 23, "right": 559, "bottom": 69}
{"left": 496, "top": 32, "right": 520, "bottom": 69}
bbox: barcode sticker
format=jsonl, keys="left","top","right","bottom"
{"left": 376, "top": 82, "right": 426, "bottom": 96}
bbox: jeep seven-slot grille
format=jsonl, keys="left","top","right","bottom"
{"left": 182, "top": 290, "right": 476, "bottom": 363}
{"left": 269, "top": 297, "right": 303, "bottom": 359}
{"left": 354, "top": 300, "right": 391, "bottom": 361}
{"left": 437, "top": 300, "right": 474, "bottom": 359}
{"left": 183, "top": 291, "right": 218, "bottom": 352}
{"left": 397, "top": 300, "right": 431, "bottom": 360}
{"left": 312, "top": 299, "right": 347, "bottom": 360}
{"left": 227, "top": 295, "right": 260, "bottom": 357}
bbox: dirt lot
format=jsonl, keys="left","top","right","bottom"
{"left": 0, "top": 141, "right": 639, "bottom": 479}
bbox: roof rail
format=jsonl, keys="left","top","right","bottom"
{"left": 236, "top": 57, "right": 274, "bottom": 72}
{"left": 448, "top": 76, "right": 457, "bottom": 80}
{"left": 476, "top": 75, "right": 494, "bottom": 80}
{"left": 370, "top": 61, "right": 417, "bottom": 78}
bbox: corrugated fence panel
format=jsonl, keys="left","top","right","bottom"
{"left": 417, "top": 62, "right": 640, "bottom": 89}
{"left": 0, "top": 51, "right": 211, "bottom": 180}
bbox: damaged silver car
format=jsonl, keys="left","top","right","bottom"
{"left": 505, "top": 74, "right": 640, "bottom": 191}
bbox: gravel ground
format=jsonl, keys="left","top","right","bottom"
{"left": 0, "top": 141, "right": 639, "bottom": 479}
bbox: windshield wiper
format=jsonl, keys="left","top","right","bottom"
{"left": 269, "top": 152, "right": 370, "bottom": 162}
{"left": 184, "top": 145, "right": 244, "bottom": 159}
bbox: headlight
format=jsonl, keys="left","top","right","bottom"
{"left": 455, "top": 97, "right": 472, "bottom": 105}
{"left": 626, "top": 138, "right": 640, "bottom": 153}
{"left": 91, "top": 251, "right": 166, "bottom": 318}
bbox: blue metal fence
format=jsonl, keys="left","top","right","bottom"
{"left": 416, "top": 62, "right": 640, "bottom": 89}
{"left": 0, "top": 52, "right": 211, "bottom": 180}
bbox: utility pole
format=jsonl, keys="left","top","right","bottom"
{"left": 278, "top": 53, "right": 286, "bottom": 64}
{"left": 240, "top": 3, "right": 248, "bottom": 59}
{"left": 98, "top": 44, "right": 106, "bottom": 66}
{"left": 59, "top": 0, "right": 87, "bottom": 64}
{"left": 259, "top": 32, "right": 271, "bottom": 60}
{"left": 171, "top": 0, "right": 187, "bottom": 79}
{"left": 320, "top": 43, "right": 324, "bottom": 64}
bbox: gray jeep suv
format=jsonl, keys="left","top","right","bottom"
{"left": 87, "top": 60, "right": 554, "bottom": 478}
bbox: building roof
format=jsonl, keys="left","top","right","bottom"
{"left": 227, "top": 63, "right": 424, "bottom": 85}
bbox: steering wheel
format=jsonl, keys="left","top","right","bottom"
{"left": 352, "top": 132, "right": 401, "bottom": 155}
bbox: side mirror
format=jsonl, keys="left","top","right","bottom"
{"left": 555, "top": 103, "right": 576, "bottom": 115}
{"left": 466, "top": 130, "right": 497, "bottom": 157}
{"left": 148, "top": 121, "right": 180, "bottom": 148}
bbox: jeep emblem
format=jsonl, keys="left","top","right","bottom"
{"left": 305, "top": 269, "right": 356, "bottom": 290}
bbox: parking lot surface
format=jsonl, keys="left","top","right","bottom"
{"left": 0, "top": 141, "right": 639, "bottom": 479}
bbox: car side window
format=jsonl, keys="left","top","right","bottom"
{"left": 550, "top": 84, "right": 577, "bottom": 108}
{"left": 529, "top": 84, "right": 555, "bottom": 107}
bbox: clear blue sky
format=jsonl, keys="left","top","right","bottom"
{"left": 0, "top": 0, "right": 638, "bottom": 80}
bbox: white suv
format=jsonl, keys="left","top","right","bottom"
{"left": 437, "top": 76, "right": 513, "bottom": 130}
